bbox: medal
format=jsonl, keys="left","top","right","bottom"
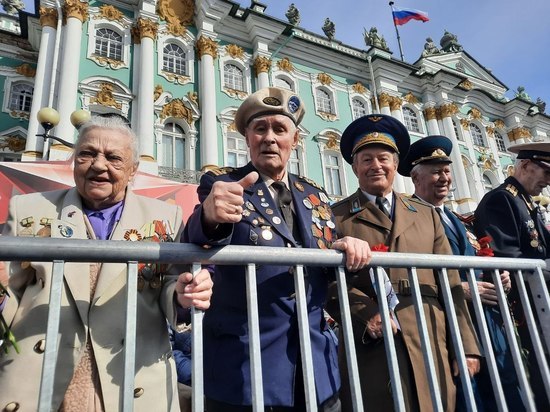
{"left": 311, "top": 224, "right": 323, "bottom": 238}
{"left": 124, "top": 229, "right": 142, "bottom": 241}
{"left": 59, "top": 225, "right": 73, "bottom": 238}
{"left": 531, "top": 239, "right": 539, "bottom": 248}
{"left": 319, "top": 192, "right": 329, "bottom": 203}
{"left": 317, "top": 238, "right": 327, "bottom": 249}
{"left": 326, "top": 220, "right": 335, "bottom": 229}
{"left": 261, "top": 228, "right": 273, "bottom": 241}
{"left": 303, "top": 198, "right": 313, "bottom": 209}
{"left": 324, "top": 226, "right": 333, "bottom": 242}
{"left": 272, "top": 216, "right": 282, "bottom": 225}
{"left": 308, "top": 194, "right": 321, "bottom": 207}
{"left": 242, "top": 209, "right": 251, "bottom": 217}
{"left": 266, "top": 208, "right": 274, "bottom": 215}
{"left": 252, "top": 218, "right": 259, "bottom": 226}
{"left": 261, "top": 202, "right": 269, "bottom": 208}
{"left": 294, "top": 182, "right": 304, "bottom": 192}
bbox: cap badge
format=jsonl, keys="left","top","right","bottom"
{"left": 370, "top": 116, "right": 383, "bottom": 122}
{"left": 432, "top": 148, "right": 446, "bottom": 157}
{"left": 288, "top": 95, "right": 300, "bottom": 113}
{"left": 263, "top": 97, "right": 281, "bottom": 106}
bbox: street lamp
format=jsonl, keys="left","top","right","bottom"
{"left": 36, "top": 107, "right": 91, "bottom": 148}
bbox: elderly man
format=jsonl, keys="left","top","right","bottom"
{"left": 184, "top": 87, "right": 371, "bottom": 411}
{"left": 0, "top": 116, "right": 213, "bottom": 411}
{"left": 329, "top": 115, "right": 480, "bottom": 411}
{"left": 401, "top": 135, "right": 520, "bottom": 411}
{"left": 474, "top": 142, "right": 550, "bottom": 409}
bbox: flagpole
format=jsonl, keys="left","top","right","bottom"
{"left": 389, "top": 1, "right": 405, "bottom": 61}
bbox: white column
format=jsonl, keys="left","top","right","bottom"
{"left": 254, "top": 55, "right": 271, "bottom": 89}
{"left": 389, "top": 98, "right": 405, "bottom": 193}
{"left": 137, "top": 36, "right": 155, "bottom": 161}
{"left": 423, "top": 106, "right": 440, "bottom": 135}
{"left": 197, "top": 35, "right": 219, "bottom": 168}
{"left": 23, "top": 20, "right": 57, "bottom": 160}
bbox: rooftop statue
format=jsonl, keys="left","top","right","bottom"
{"left": 421, "top": 37, "right": 440, "bottom": 57}
{"left": 536, "top": 97, "right": 546, "bottom": 114}
{"left": 1, "top": 0, "right": 24, "bottom": 15}
{"left": 322, "top": 17, "right": 335, "bottom": 40}
{"left": 364, "top": 26, "right": 389, "bottom": 51}
{"left": 285, "top": 3, "right": 300, "bottom": 26}
{"left": 515, "top": 86, "right": 531, "bottom": 101}
{"left": 440, "top": 30, "right": 463, "bottom": 53}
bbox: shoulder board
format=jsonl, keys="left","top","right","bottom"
{"left": 335, "top": 193, "right": 363, "bottom": 214}
{"left": 453, "top": 211, "right": 475, "bottom": 225}
{"left": 298, "top": 175, "right": 323, "bottom": 190}
{"left": 505, "top": 184, "right": 518, "bottom": 197}
{"left": 407, "top": 196, "right": 430, "bottom": 207}
{"left": 399, "top": 196, "right": 417, "bottom": 212}
{"left": 208, "top": 166, "right": 236, "bottom": 176}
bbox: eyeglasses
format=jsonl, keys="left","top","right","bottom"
{"left": 75, "top": 150, "right": 127, "bottom": 170}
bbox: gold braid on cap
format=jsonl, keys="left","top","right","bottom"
{"left": 352, "top": 132, "right": 399, "bottom": 156}
{"left": 533, "top": 154, "right": 550, "bottom": 162}
{"left": 411, "top": 148, "right": 449, "bottom": 166}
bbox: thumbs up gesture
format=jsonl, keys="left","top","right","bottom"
{"left": 202, "top": 171, "right": 259, "bottom": 227}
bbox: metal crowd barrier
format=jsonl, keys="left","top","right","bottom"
{"left": 0, "top": 236, "right": 549, "bottom": 412}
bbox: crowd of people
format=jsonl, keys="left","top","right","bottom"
{"left": 0, "top": 87, "right": 548, "bottom": 411}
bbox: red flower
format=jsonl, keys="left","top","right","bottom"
{"left": 372, "top": 243, "right": 389, "bottom": 252}
{"left": 476, "top": 236, "right": 494, "bottom": 257}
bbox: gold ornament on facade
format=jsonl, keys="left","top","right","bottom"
{"left": 136, "top": 17, "right": 159, "bottom": 40}
{"left": 154, "top": 85, "right": 163, "bottom": 102}
{"left": 196, "top": 35, "right": 218, "bottom": 59}
{"left": 15, "top": 63, "right": 36, "bottom": 78}
{"left": 157, "top": 0, "right": 194, "bottom": 27}
{"left": 352, "top": 82, "right": 366, "bottom": 95}
{"left": 378, "top": 93, "right": 391, "bottom": 108}
{"left": 227, "top": 121, "right": 237, "bottom": 132}
{"left": 94, "top": 55, "right": 124, "bottom": 69}
{"left": 160, "top": 98, "right": 193, "bottom": 124}
{"left": 317, "top": 73, "right": 332, "bottom": 86}
{"left": 468, "top": 107, "right": 482, "bottom": 120}
{"left": 439, "top": 103, "right": 458, "bottom": 118}
{"left": 62, "top": 0, "right": 89, "bottom": 24}
{"left": 458, "top": 79, "right": 473, "bottom": 90}
{"left": 162, "top": 71, "right": 191, "bottom": 85}
{"left": 226, "top": 44, "right": 244, "bottom": 60}
{"left": 0, "top": 135, "right": 26, "bottom": 152}
{"left": 187, "top": 91, "right": 198, "bottom": 105}
{"left": 485, "top": 126, "right": 495, "bottom": 137}
{"left": 435, "top": 107, "right": 442, "bottom": 120}
{"left": 494, "top": 119, "right": 505, "bottom": 129}
{"left": 508, "top": 127, "right": 531, "bottom": 142}
{"left": 277, "top": 57, "right": 293, "bottom": 72}
{"left": 423, "top": 107, "right": 437, "bottom": 121}
{"left": 90, "top": 83, "right": 122, "bottom": 109}
{"left": 324, "top": 132, "right": 340, "bottom": 150}
{"left": 97, "top": 5, "right": 124, "bottom": 22}
{"left": 166, "top": 20, "right": 186, "bottom": 37}
{"left": 389, "top": 96, "right": 402, "bottom": 112}
{"left": 224, "top": 88, "right": 248, "bottom": 99}
{"left": 39, "top": 7, "right": 58, "bottom": 28}
{"left": 9, "top": 110, "right": 29, "bottom": 120}
{"left": 253, "top": 56, "right": 272, "bottom": 74}
{"left": 131, "top": 25, "right": 141, "bottom": 44}
{"left": 459, "top": 118, "right": 469, "bottom": 130}
{"left": 478, "top": 149, "right": 496, "bottom": 171}
{"left": 403, "top": 92, "right": 419, "bottom": 104}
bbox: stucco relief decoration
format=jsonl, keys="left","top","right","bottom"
{"left": 228, "top": 122, "right": 237, "bottom": 132}
{"left": 15, "top": 63, "right": 36, "bottom": 78}
{"left": 494, "top": 119, "right": 505, "bottom": 130}
{"left": 423, "top": 107, "right": 437, "bottom": 121}
{"left": 389, "top": 97, "right": 402, "bottom": 112}
{"left": 160, "top": 98, "right": 193, "bottom": 124}
{"left": 62, "top": 0, "right": 89, "bottom": 24}
{"left": 136, "top": 17, "right": 158, "bottom": 40}
{"left": 317, "top": 73, "right": 332, "bottom": 86}
{"left": 403, "top": 92, "right": 419, "bottom": 105}
{"left": 458, "top": 79, "right": 473, "bottom": 90}
{"left": 352, "top": 82, "right": 366, "bottom": 95}
{"left": 324, "top": 132, "right": 340, "bottom": 150}
{"left": 154, "top": 85, "right": 164, "bottom": 102}
{"left": 485, "top": 126, "right": 495, "bottom": 137}
{"left": 90, "top": 83, "right": 122, "bottom": 109}
{"left": 196, "top": 35, "right": 218, "bottom": 59}
{"left": 0, "top": 135, "right": 26, "bottom": 152}
{"left": 459, "top": 118, "right": 469, "bottom": 130}
{"left": 478, "top": 148, "right": 497, "bottom": 171}
{"left": 277, "top": 57, "right": 293, "bottom": 72}
{"left": 468, "top": 107, "right": 482, "bottom": 120}
{"left": 131, "top": 25, "right": 141, "bottom": 44}
{"left": 95, "top": 54, "right": 124, "bottom": 69}
{"left": 378, "top": 93, "right": 391, "bottom": 108}
{"left": 226, "top": 44, "right": 244, "bottom": 60}
{"left": 97, "top": 5, "right": 124, "bottom": 23}
{"left": 39, "top": 7, "right": 58, "bottom": 28}
{"left": 508, "top": 127, "right": 531, "bottom": 142}
{"left": 225, "top": 88, "right": 248, "bottom": 100}
{"left": 439, "top": 103, "right": 458, "bottom": 118}
{"left": 505, "top": 165, "right": 515, "bottom": 177}
{"left": 254, "top": 56, "right": 272, "bottom": 74}
{"left": 157, "top": 0, "right": 194, "bottom": 27}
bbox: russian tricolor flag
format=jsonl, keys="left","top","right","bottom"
{"left": 392, "top": 7, "right": 430, "bottom": 26}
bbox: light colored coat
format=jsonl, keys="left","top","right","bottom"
{"left": 0, "top": 188, "right": 183, "bottom": 411}
{"left": 330, "top": 190, "right": 480, "bottom": 412}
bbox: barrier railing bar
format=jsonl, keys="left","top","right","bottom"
{"left": 191, "top": 262, "right": 205, "bottom": 412}
{"left": 245, "top": 263, "right": 264, "bottom": 411}
{"left": 122, "top": 261, "right": 138, "bottom": 412}
{"left": 529, "top": 267, "right": 550, "bottom": 352}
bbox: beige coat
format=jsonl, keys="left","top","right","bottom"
{"left": 0, "top": 188, "right": 183, "bottom": 411}
{"left": 330, "top": 190, "right": 480, "bottom": 411}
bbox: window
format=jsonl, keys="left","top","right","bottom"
{"left": 95, "top": 28, "right": 123, "bottom": 61}
{"left": 288, "top": 147, "right": 302, "bottom": 175}
{"left": 452, "top": 120, "right": 462, "bottom": 141}
{"left": 224, "top": 64, "right": 244, "bottom": 91}
{"left": 494, "top": 131, "right": 506, "bottom": 152}
{"left": 163, "top": 44, "right": 186, "bottom": 75}
{"left": 161, "top": 123, "right": 185, "bottom": 169}
{"left": 9, "top": 83, "right": 33, "bottom": 112}
{"left": 324, "top": 152, "right": 343, "bottom": 196}
{"left": 403, "top": 107, "right": 420, "bottom": 133}
{"left": 352, "top": 98, "right": 368, "bottom": 119}
{"left": 470, "top": 123, "right": 484, "bottom": 146}
{"left": 227, "top": 134, "right": 248, "bottom": 167}
{"left": 274, "top": 77, "right": 292, "bottom": 90}
{"left": 482, "top": 174, "right": 493, "bottom": 193}
{"left": 316, "top": 88, "right": 334, "bottom": 114}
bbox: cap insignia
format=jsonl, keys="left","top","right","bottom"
{"left": 288, "top": 95, "right": 300, "bottom": 113}
{"left": 370, "top": 116, "right": 383, "bottom": 122}
{"left": 263, "top": 97, "right": 281, "bottom": 106}
{"left": 432, "top": 148, "right": 446, "bottom": 157}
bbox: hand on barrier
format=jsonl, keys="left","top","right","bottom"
{"left": 175, "top": 268, "right": 214, "bottom": 311}
{"left": 331, "top": 236, "right": 372, "bottom": 271}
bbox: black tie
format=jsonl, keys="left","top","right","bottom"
{"left": 272, "top": 181, "right": 294, "bottom": 232}
{"left": 376, "top": 196, "right": 390, "bottom": 219}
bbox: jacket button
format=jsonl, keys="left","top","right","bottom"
{"left": 4, "top": 402, "right": 20, "bottom": 411}
{"left": 33, "top": 339, "right": 46, "bottom": 354}
{"left": 288, "top": 267, "right": 295, "bottom": 275}
{"left": 134, "top": 387, "right": 144, "bottom": 398}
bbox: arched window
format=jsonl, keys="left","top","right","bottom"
{"left": 224, "top": 64, "right": 244, "bottom": 91}
{"left": 352, "top": 98, "right": 367, "bottom": 119}
{"left": 9, "top": 83, "right": 33, "bottom": 112}
{"left": 494, "top": 131, "right": 506, "bottom": 152}
{"left": 402, "top": 107, "right": 420, "bottom": 133}
{"left": 163, "top": 44, "right": 186, "bottom": 75}
{"left": 95, "top": 28, "right": 123, "bottom": 61}
{"left": 323, "top": 151, "right": 343, "bottom": 196}
{"left": 227, "top": 134, "right": 248, "bottom": 167}
{"left": 161, "top": 123, "right": 185, "bottom": 169}
{"left": 274, "top": 77, "right": 292, "bottom": 90}
{"left": 316, "top": 88, "right": 334, "bottom": 114}
{"left": 470, "top": 123, "right": 485, "bottom": 146}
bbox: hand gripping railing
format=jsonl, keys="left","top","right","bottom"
{"left": 0, "top": 236, "right": 548, "bottom": 412}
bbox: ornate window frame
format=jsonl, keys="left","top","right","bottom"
{"left": 493, "top": 129, "right": 507, "bottom": 152}
{"left": 2, "top": 77, "right": 33, "bottom": 119}
{"left": 316, "top": 129, "right": 347, "bottom": 198}
{"left": 157, "top": 29, "right": 195, "bottom": 85}
{"left": 0, "top": 126, "right": 27, "bottom": 160}
{"left": 402, "top": 105, "right": 423, "bottom": 134}
{"left": 219, "top": 47, "right": 252, "bottom": 100}
{"left": 469, "top": 121, "right": 486, "bottom": 147}
{"left": 87, "top": 13, "right": 132, "bottom": 69}
{"left": 313, "top": 86, "right": 338, "bottom": 121}
{"left": 219, "top": 107, "right": 249, "bottom": 167}
{"left": 79, "top": 77, "right": 133, "bottom": 119}
{"left": 273, "top": 73, "right": 297, "bottom": 92}
{"left": 351, "top": 96, "right": 369, "bottom": 120}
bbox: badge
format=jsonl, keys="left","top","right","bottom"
{"left": 250, "top": 230, "right": 259, "bottom": 243}
{"left": 531, "top": 239, "right": 539, "bottom": 248}
{"left": 40, "top": 218, "right": 53, "bottom": 226}
{"left": 288, "top": 95, "right": 300, "bottom": 113}
{"left": 308, "top": 194, "right": 321, "bottom": 207}
{"left": 140, "top": 264, "right": 154, "bottom": 281}
{"left": 257, "top": 217, "right": 265, "bottom": 224}
{"left": 124, "top": 229, "right": 143, "bottom": 241}
{"left": 319, "top": 192, "right": 329, "bottom": 203}
{"left": 324, "top": 226, "right": 333, "bottom": 242}
{"left": 303, "top": 198, "right": 313, "bottom": 209}
{"left": 351, "top": 198, "right": 362, "bottom": 214}
{"left": 326, "top": 220, "right": 335, "bottom": 229}
{"left": 150, "top": 275, "right": 162, "bottom": 289}
{"left": 252, "top": 218, "right": 259, "bottom": 226}
{"left": 261, "top": 202, "right": 269, "bottom": 208}
{"left": 59, "top": 225, "right": 73, "bottom": 238}
{"left": 311, "top": 224, "right": 323, "bottom": 238}
{"left": 261, "top": 228, "right": 273, "bottom": 241}
{"left": 68, "top": 211, "right": 76, "bottom": 218}
{"left": 294, "top": 182, "right": 305, "bottom": 192}
{"left": 246, "top": 201, "right": 255, "bottom": 211}
{"left": 36, "top": 226, "right": 51, "bottom": 238}
{"left": 20, "top": 217, "right": 34, "bottom": 227}
{"left": 312, "top": 209, "right": 320, "bottom": 219}
{"left": 273, "top": 216, "right": 282, "bottom": 225}
{"left": 266, "top": 208, "right": 274, "bottom": 215}
{"left": 257, "top": 189, "right": 264, "bottom": 196}
{"left": 317, "top": 238, "right": 328, "bottom": 249}
{"left": 242, "top": 209, "right": 251, "bottom": 217}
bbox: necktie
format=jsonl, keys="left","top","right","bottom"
{"left": 436, "top": 207, "right": 459, "bottom": 238}
{"left": 272, "top": 181, "right": 294, "bottom": 232}
{"left": 376, "top": 196, "right": 391, "bottom": 219}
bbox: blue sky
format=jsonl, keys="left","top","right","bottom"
{"left": 14, "top": 0, "right": 550, "bottom": 105}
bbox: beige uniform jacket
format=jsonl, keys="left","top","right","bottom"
{"left": 0, "top": 188, "right": 183, "bottom": 411}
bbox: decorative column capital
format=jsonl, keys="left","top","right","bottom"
{"left": 253, "top": 56, "right": 272, "bottom": 74}
{"left": 378, "top": 92, "right": 391, "bottom": 108}
{"left": 485, "top": 126, "right": 495, "bottom": 137}
{"left": 277, "top": 57, "right": 293, "bottom": 72}
{"left": 389, "top": 96, "right": 402, "bottom": 112}
{"left": 459, "top": 118, "right": 470, "bottom": 130}
{"left": 508, "top": 127, "right": 531, "bottom": 142}
{"left": 136, "top": 17, "right": 159, "bottom": 41}
{"left": 39, "top": 6, "right": 58, "bottom": 28}
{"left": 423, "top": 106, "right": 437, "bottom": 121}
{"left": 439, "top": 103, "right": 459, "bottom": 118}
{"left": 62, "top": 0, "right": 89, "bottom": 24}
{"left": 196, "top": 35, "right": 218, "bottom": 60}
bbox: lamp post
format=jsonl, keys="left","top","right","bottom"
{"left": 36, "top": 108, "right": 91, "bottom": 155}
